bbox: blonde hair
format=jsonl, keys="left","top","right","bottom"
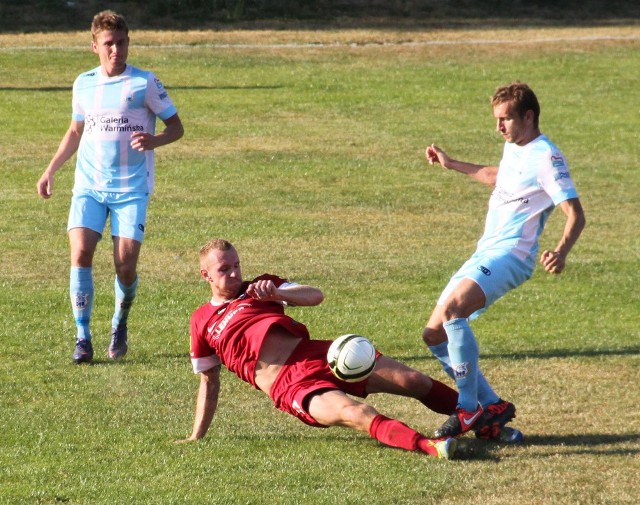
{"left": 199, "top": 238, "right": 234, "bottom": 259}
{"left": 91, "top": 10, "right": 129, "bottom": 41}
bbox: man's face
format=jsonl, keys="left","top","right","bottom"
{"left": 493, "top": 101, "right": 535, "bottom": 146}
{"left": 92, "top": 29, "right": 129, "bottom": 77}
{"left": 200, "top": 247, "right": 243, "bottom": 301}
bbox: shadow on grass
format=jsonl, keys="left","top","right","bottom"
{"left": 75, "top": 352, "right": 187, "bottom": 366}
{"left": 524, "top": 432, "right": 640, "bottom": 448}
{"left": 447, "top": 432, "right": 640, "bottom": 461}
{"left": 405, "top": 345, "right": 640, "bottom": 362}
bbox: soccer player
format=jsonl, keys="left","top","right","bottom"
{"left": 180, "top": 238, "right": 460, "bottom": 459}
{"left": 36, "top": 11, "right": 184, "bottom": 363}
{"left": 422, "top": 82, "right": 585, "bottom": 439}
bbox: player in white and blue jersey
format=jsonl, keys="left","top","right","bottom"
{"left": 421, "top": 82, "right": 585, "bottom": 440}
{"left": 37, "top": 10, "right": 184, "bottom": 364}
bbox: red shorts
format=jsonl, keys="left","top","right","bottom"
{"left": 269, "top": 339, "right": 379, "bottom": 427}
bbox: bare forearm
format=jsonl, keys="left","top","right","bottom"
{"left": 540, "top": 198, "right": 586, "bottom": 274}
{"left": 445, "top": 159, "right": 498, "bottom": 186}
{"left": 246, "top": 280, "right": 324, "bottom": 307}
{"left": 47, "top": 125, "right": 83, "bottom": 173}
{"left": 277, "top": 285, "right": 324, "bottom": 307}
{"left": 554, "top": 199, "right": 586, "bottom": 257}
{"left": 188, "top": 368, "right": 220, "bottom": 440}
{"left": 153, "top": 114, "right": 184, "bottom": 148}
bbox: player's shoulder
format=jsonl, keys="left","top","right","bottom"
{"left": 191, "top": 300, "right": 216, "bottom": 321}
{"left": 531, "top": 134, "right": 563, "bottom": 154}
{"left": 75, "top": 66, "right": 101, "bottom": 81}
{"left": 126, "top": 64, "right": 152, "bottom": 77}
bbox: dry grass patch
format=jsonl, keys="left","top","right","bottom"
{"left": 2, "top": 25, "right": 640, "bottom": 48}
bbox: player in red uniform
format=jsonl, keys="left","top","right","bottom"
{"left": 179, "top": 238, "right": 460, "bottom": 459}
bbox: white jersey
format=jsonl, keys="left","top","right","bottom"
{"left": 72, "top": 64, "right": 178, "bottom": 194}
{"left": 477, "top": 134, "right": 579, "bottom": 265}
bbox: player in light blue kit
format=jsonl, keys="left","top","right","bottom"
{"left": 422, "top": 82, "right": 585, "bottom": 439}
{"left": 37, "top": 10, "right": 184, "bottom": 364}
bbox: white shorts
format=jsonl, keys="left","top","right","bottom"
{"left": 68, "top": 188, "right": 149, "bottom": 243}
{"left": 438, "top": 250, "right": 533, "bottom": 320}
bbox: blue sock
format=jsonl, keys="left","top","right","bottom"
{"left": 444, "top": 318, "right": 479, "bottom": 411}
{"left": 70, "top": 266, "right": 93, "bottom": 341}
{"left": 429, "top": 341, "right": 455, "bottom": 378}
{"left": 478, "top": 376, "right": 500, "bottom": 408}
{"left": 429, "top": 341, "right": 499, "bottom": 408}
{"left": 111, "top": 275, "right": 138, "bottom": 329}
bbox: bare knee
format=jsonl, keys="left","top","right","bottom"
{"left": 423, "top": 325, "right": 447, "bottom": 346}
{"left": 339, "top": 403, "right": 378, "bottom": 433}
{"left": 114, "top": 253, "right": 139, "bottom": 285}
{"left": 115, "top": 262, "right": 137, "bottom": 285}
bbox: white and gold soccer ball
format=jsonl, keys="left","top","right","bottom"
{"left": 327, "top": 334, "right": 376, "bottom": 382}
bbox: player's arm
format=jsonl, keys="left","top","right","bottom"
{"left": 130, "top": 113, "right": 184, "bottom": 152}
{"left": 425, "top": 143, "right": 498, "bottom": 186}
{"left": 37, "top": 120, "right": 84, "bottom": 198}
{"left": 540, "top": 198, "right": 586, "bottom": 274}
{"left": 179, "top": 365, "right": 221, "bottom": 442}
{"left": 246, "top": 280, "right": 324, "bottom": 307}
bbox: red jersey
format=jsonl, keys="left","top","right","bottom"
{"left": 189, "top": 274, "right": 310, "bottom": 387}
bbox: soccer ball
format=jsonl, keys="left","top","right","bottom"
{"left": 327, "top": 334, "right": 376, "bottom": 382}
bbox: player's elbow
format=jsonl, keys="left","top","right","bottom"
{"left": 174, "top": 122, "right": 185, "bottom": 140}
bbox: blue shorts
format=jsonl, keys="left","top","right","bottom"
{"left": 68, "top": 189, "right": 149, "bottom": 243}
{"left": 438, "top": 250, "right": 533, "bottom": 319}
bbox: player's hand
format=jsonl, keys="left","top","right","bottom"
{"left": 540, "top": 250, "right": 565, "bottom": 274}
{"left": 37, "top": 171, "right": 54, "bottom": 198}
{"left": 246, "top": 279, "right": 280, "bottom": 301}
{"left": 425, "top": 144, "right": 450, "bottom": 168}
{"left": 130, "top": 131, "right": 156, "bottom": 151}
{"left": 175, "top": 436, "right": 198, "bottom": 444}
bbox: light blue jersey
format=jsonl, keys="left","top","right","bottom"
{"left": 477, "top": 134, "right": 579, "bottom": 266}
{"left": 438, "top": 134, "right": 580, "bottom": 316}
{"left": 72, "top": 64, "right": 177, "bottom": 194}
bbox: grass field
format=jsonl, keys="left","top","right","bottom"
{"left": 1, "top": 25, "right": 639, "bottom": 504}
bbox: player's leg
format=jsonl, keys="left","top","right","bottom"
{"left": 109, "top": 236, "right": 141, "bottom": 359}
{"left": 425, "top": 278, "right": 488, "bottom": 436}
{"left": 67, "top": 190, "right": 107, "bottom": 364}
{"left": 108, "top": 193, "right": 147, "bottom": 359}
{"left": 68, "top": 227, "right": 101, "bottom": 363}
{"left": 423, "top": 325, "right": 498, "bottom": 404}
{"left": 365, "top": 356, "right": 457, "bottom": 415}
{"left": 307, "top": 390, "right": 455, "bottom": 459}
{"left": 426, "top": 251, "right": 531, "bottom": 437}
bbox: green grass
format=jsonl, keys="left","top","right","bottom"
{"left": 1, "top": 27, "right": 639, "bottom": 504}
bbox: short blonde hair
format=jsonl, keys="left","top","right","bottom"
{"left": 91, "top": 10, "right": 129, "bottom": 41}
{"left": 199, "top": 238, "right": 234, "bottom": 259}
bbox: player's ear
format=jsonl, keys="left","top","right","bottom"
{"left": 200, "top": 269, "right": 210, "bottom": 281}
{"left": 525, "top": 109, "right": 535, "bottom": 124}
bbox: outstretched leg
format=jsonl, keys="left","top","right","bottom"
{"left": 365, "top": 356, "right": 458, "bottom": 415}
{"left": 307, "top": 389, "right": 455, "bottom": 459}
